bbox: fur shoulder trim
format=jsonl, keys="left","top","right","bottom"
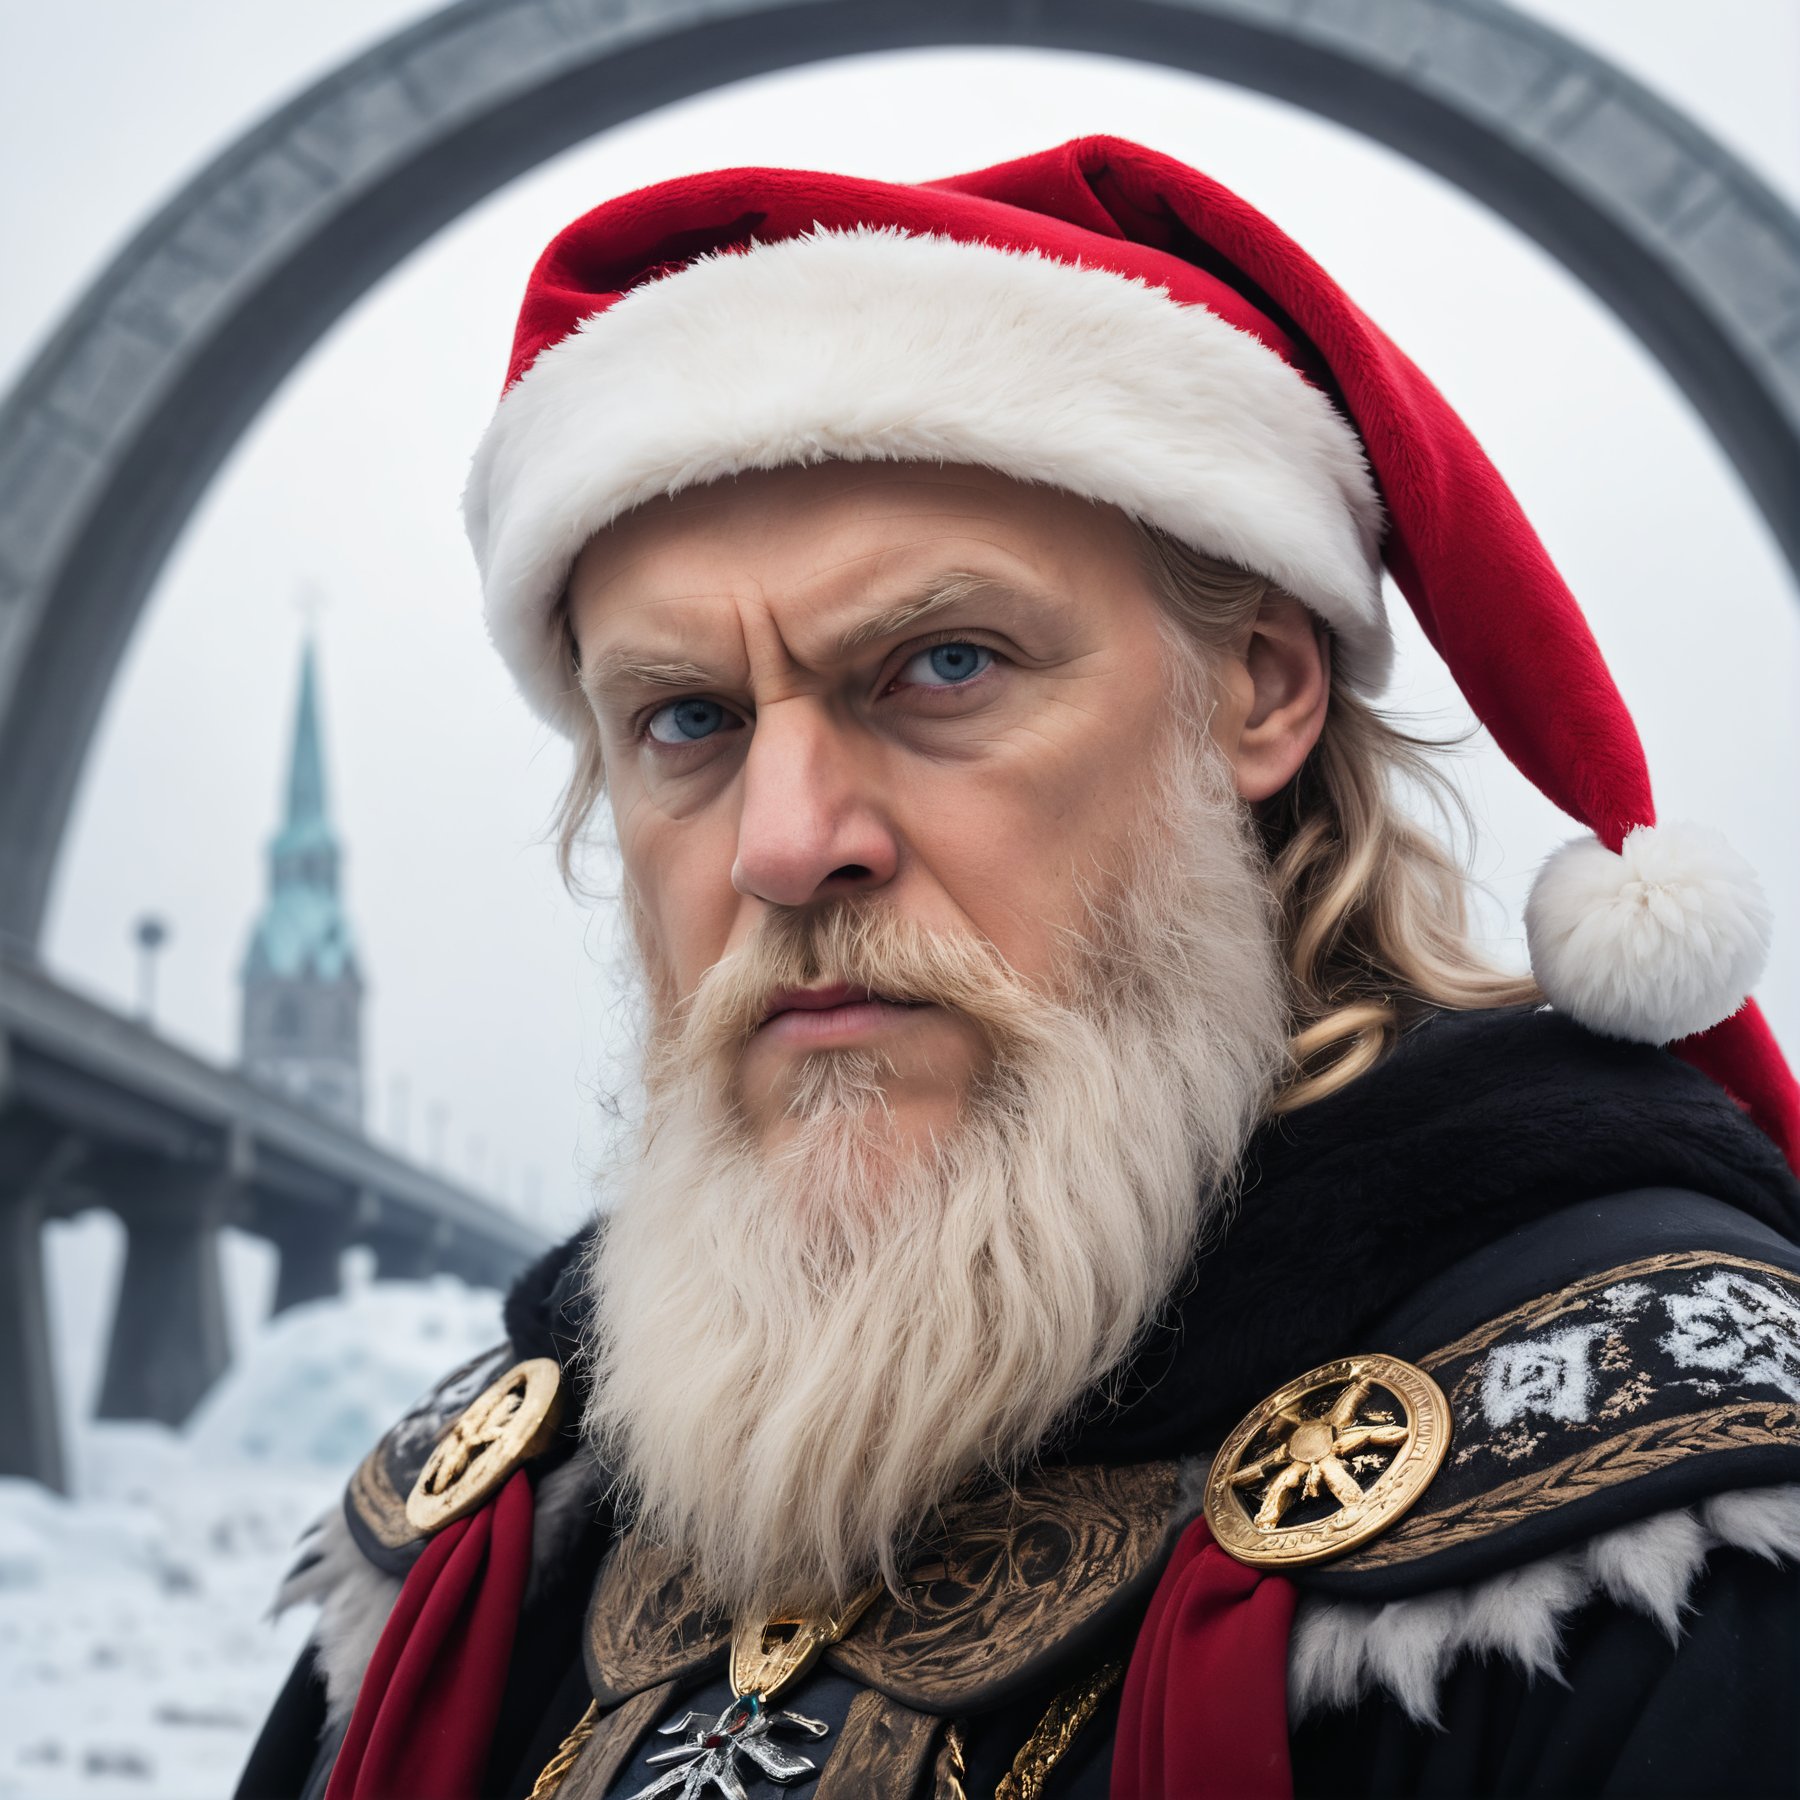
{"left": 275, "top": 1505, "right": 403, "bottom": 1729}
{"left": 273, "top": 1454, "right": 605, "bottom": 1728}
{"left": 1290, "top": 1483, "right": 1800, "bottom": 1726}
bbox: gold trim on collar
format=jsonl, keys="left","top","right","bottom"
{"left": 1419, "top": 1249, "right": 1798, "bottom": 1366}
{"left": 349, "top": 1440, "right": 414, "bottom": 1549}
{"left": 584, "top": 1460, "right": 1180, "bottom": 1711}
{"left": 1345, "top": 1398, "right": 1799, "bottom": 1567}
{"left": 1332, "top": 1250, "right": 1800, "bottom": 1571}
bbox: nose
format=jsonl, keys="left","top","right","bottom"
{"left": 731, "top": 700, "right": 899, "bottom": 907}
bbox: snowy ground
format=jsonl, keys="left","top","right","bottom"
{"left": 0, "top": 1279, "right": 505, "bottom": 1800}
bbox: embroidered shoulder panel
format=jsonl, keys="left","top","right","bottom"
{"left": 1312, "top": 1250, "right": 1800, "bottom": 1596}
{"left": 584, "top": 1459, "right": 1180, "bottom": 1715}
{"left": 834, "top": 1457, "right": 1178, "bottom": 1710}
{"left": 344, "top": 1342, "right": 514, "bottom": 1571}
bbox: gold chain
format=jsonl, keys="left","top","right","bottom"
{"left": 525, "top": 1698, "right": 600, "bottom": 1800}
{"left": 994, "top": 1661, "right": 1124, "bottom": 1800}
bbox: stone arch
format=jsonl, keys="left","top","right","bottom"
{"left": 1, "top": 0, "right": 1797, "bottom": 951}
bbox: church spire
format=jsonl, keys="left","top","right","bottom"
{"left": 240, "top": 636, "right": 365, "bottom": 1128}
{"left": 283, "top": 639, "right": 327, "bottom": 830}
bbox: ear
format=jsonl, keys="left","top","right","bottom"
{"left": 1213, "top": 597, "right": 1331, "bottom": 804}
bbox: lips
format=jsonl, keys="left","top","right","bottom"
{"left": 755, "top": 982, "right": 925, "bottom": 1042}
{"left": 761, "top": 982, "right": 877, "bottom": 1024}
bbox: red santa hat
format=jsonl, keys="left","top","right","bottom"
{"left": 463, "top": 135, "right": 1796, "bottom": 1168}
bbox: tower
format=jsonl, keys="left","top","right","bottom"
{"left": 240, "top": 639, "right": 365, "bottom": 1127}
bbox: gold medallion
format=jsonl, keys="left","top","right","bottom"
{"left": 1203, "top": 1353, "right": 1449, "bottom": 1568}
{"left": 728, "top": 1585, "right": 880, "bottom": 1704}
{"left": 405, "top": 1356, "right": 564, "bottom": 1535}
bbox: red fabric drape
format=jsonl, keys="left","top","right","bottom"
{"left": 1683, "top": 999, "right": 1800, "bottom": 1175}
{"left": 1112, "top": 1519, "right": 1298, "bottom": 1800}
{"left": 325, "top": 1468, "right": 535, "bottom": 1800}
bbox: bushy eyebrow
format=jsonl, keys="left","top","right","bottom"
{"left": 834, "top": 573, "right": 1036, "bottom": 652}
{"left": 579, "top": 653, "right": 716, "bottom": 710}
{"left": 579, "top": 571, "right": 1043, "bottom": 709}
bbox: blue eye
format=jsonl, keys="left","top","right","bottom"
{"left": 903, "top": 642, "right": 993, "bottom": 687}
{"left": 647, "top": 698, "right": 734, "bottom": 744}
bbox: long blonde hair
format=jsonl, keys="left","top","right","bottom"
{"left": 550, "top": 517, "right": 1537, "bottom": 1112}
{"left": 1135, "top": 525, "right": 1538, "bottom": 1110}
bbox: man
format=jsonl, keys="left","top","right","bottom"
{"left": 239, "top": 137, "right": 1800, "bottom": 1800}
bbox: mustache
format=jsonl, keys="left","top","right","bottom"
{"left": 666, "top": 903, "right": 1047, "bottom": 1068}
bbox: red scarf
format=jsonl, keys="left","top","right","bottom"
{"left": 325, "top": 1468, "right": 535, "bottom": 1800}
{"left": 1111, "top": 1518, "right": 1298, "bottom": 1800}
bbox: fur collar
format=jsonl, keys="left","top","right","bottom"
{"left": 1289, "top": 1483, "right": 1800, "bottom": 1724}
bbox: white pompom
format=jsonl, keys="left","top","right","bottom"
{"left": 1524, "top": 822, "right": 1771, "bottom": 1044}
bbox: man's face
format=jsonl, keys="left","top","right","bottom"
{"left": 572, "top": 462, "right": 1305, "bottom": 1614}
{"left": 568, "top": 462, "right": 1188, "bottom": 1150}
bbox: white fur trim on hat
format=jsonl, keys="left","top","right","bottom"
{"left": 1524, "top": 822, "right": 1772, "bottom": 1045}
{"left": 464, "top": 225, "right": 1388, "bottom": 733}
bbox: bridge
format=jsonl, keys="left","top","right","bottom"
{"left": 0, "top": 952, "right": 547, "bottom": 1493}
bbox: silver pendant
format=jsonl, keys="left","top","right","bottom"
{"left": 623, "top": 1693, "right": 830, "bottom": 1799}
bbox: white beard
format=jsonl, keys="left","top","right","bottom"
{"left": 580, "top": 728, "right": 1288, "bottom": 1619}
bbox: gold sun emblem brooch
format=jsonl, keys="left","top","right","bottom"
{"left": 405, "top": 1357, "right": 564, "bottom": 1536}
{"left": 1203, "top": 1353, "right": 1450, "bottom": 1568}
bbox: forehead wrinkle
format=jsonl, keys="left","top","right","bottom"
{"left": 575, "top": 576, "right": 756, "bottom": 708}
{"left": 576, "top": 567, "right": 1059, "bottom": 711}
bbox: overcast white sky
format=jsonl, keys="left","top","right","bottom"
{"left": 2, "top": 1, "right": 1797, "bottom": 1240}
